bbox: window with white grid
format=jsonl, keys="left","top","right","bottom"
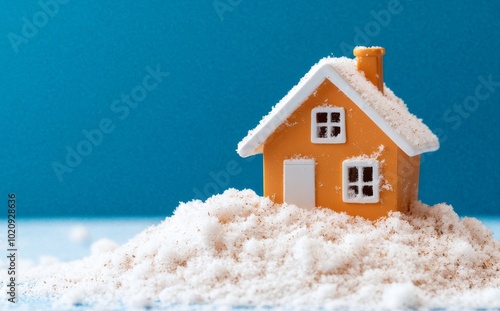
{"left": 342, "top": 159, "right": 379, "bottom": 203}
{"left": 311, "top": 107, "right": 346, "bottom": 144}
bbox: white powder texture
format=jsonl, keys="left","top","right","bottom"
{"left": 90, "top": 238, "right": 119, "bottom": 256}
{"left": 17, "top": 189, "right": 500, "bottom": 309}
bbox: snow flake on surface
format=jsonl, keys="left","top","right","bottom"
{"left": 68, "top": 224, "right": 90, "bottom": 243}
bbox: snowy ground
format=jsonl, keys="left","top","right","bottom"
{"left": 17, "top": 216, "right": 500, "bottom": 263}
{"left": 2, "top": 191, "right": 500, "bottom": 310}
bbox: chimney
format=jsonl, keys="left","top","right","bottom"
{"left": 353, "top": 46, "right": 386, "bottom": 93}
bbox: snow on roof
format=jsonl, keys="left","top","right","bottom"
{"left": 237, "top": 56, "right": 440, "bottom": 157}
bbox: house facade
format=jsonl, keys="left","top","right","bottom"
{"left": 237, "top": 47, "right": 439, "bottom": 219}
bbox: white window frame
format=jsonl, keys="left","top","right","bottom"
{"left": 311, "top": 107, "right": 346, "bottom": 144}
{"left": 342, "top": 159, "right": 379, "bottom": 203}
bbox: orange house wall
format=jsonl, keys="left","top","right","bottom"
{"left": 263, "top": 79, "right": 419, "bottom": 219}
{"left": 397, "top": 152, "right": 421, "bottom": 212}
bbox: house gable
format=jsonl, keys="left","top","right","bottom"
{"left": 237, "top": 57, "right": 439, "bottom": 158}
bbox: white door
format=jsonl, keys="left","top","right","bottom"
{"left": 283, "top": 159, "right": 315, "bottom": 209}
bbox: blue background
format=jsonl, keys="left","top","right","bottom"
{"left": 1, "top": 0, "right": 499, "bottom": 217}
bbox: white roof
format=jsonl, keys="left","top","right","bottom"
{"left": 237, "top": 56, "right": 440, "bottom": 157}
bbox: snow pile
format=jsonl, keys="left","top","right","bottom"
{"left": 19, "top": 189, "right": 500, "bottom": 309}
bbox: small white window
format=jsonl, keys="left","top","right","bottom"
{"left": 342, "top": 159, "right": 379, "bottom": 203}
{"left": 311, "top": 107, "right": 346, "bottom": 144}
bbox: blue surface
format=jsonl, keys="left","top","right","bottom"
{"left": 20, "top": 217, "right": 164, "bottom": 262}
{"left": 0, "top": 1, "right": 499, "bottom": 217}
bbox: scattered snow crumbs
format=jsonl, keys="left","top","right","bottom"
{"left": 18, "top": 189, "right": 500, "bottom": 309}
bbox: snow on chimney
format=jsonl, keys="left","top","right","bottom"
{"left": 353, "top": 46, "right": 386, "bottom": 93}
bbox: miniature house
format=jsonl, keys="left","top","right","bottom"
{"left": 237, "top": 47, "right": 439, "bottom": 219}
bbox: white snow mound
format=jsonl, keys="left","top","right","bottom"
{"left": 20, "top": 189, "right": 500, "bottom": 309}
